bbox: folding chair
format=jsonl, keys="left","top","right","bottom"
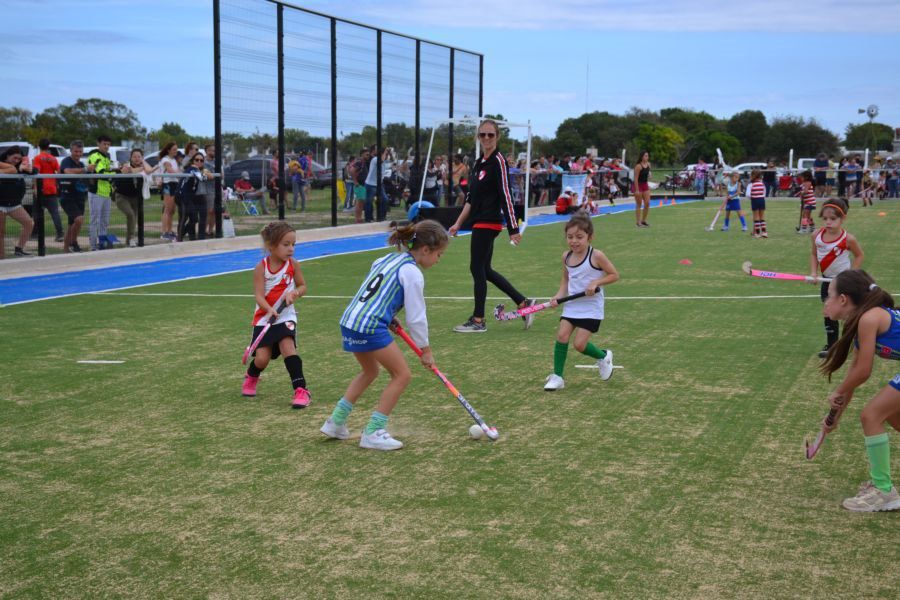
{"left": 237, "top": 194, "right": 260, "bottom": 216}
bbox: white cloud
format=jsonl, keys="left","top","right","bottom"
{"left": 352, "top": 0, "right": 900, "bottom": 33}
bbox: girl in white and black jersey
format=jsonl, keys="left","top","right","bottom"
{"left": 809, "top": 197, "right": 864, "bottom": 357}
{"left": 544, "top": 213, "right": 620, "bottom": 391}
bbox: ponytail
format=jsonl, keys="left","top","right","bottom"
{"left": 820, "top": 270, "right": 895, "bottom": 379}
{"left": 387, "top": 219, "right": 449, "bottom": 253}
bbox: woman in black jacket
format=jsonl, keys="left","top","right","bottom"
{"left": 449, "top": 119, "right": 532, "bottom": 333}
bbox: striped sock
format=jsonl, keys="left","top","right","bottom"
{"left": 331, "top": 398, "right": 354, "bottom": 425}
{"left": 364, "top": 411, "right": 389, "bottom": 435}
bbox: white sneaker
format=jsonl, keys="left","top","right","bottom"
{"left": 544, "top": 374, "right": 565, "bottom": 391}
{"left": 598, "top": 350, "right": 614, "bottom": 381}
{"left": 842, "top": 485, "right": 900, "bottom": 512}
{"left": 320, "top": 417, "right": 350, "bottom": 440}
{"left": 127, "top": 239, "right": 137, "bottom": 248}
{"left": 521, "top": 298, "right": 536, "bottom": 330}
{"left": 359, "top": 428, "right": 403, "bottom": 450}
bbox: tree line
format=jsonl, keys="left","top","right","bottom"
{"left": 0, "top": 99, "right": 893, "bottom": 166}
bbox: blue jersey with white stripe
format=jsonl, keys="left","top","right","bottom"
{"left": 340, "top": 252, "right": 417, "bottom": 334}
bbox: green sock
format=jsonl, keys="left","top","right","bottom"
{"left": 554, "top": 341, "right": 568, "bottom": 376}
{"left": 581, "top": 342, "right": 607, "bottom": 360}
{"left": 364, "top": 411, "right": 388, "bottom": 435}
{"left": 331, "top": 398, "right": 353, "bottom": 425}
{"left": 865, "top": 433, "right": 892, "bottom": 493}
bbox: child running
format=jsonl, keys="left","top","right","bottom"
{"left": 747, "top": 169, "right": 767, "bottom": 238}
{"left": 798, "top": 170, "right": 817, "bottom": 234}
{"left": 721, "top": 171, "right": 747, "bottom": 232}
{"left": 544, "top": 213, "right": 619, "bottom": 391}
{"left": 242, "top": 221, "right": 310, "bottom": 408}
{"left": 809, "top": 198, "right": 863, "bottom": 358}
{"left": 321, "top": 220, "right": 449, "bottom": 450}
{"left": 819, "top": 270, "right": 900, "bottom": 512}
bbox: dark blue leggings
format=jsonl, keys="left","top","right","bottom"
{"left": 469, "top": 227, "right": 525, "bottom": 319}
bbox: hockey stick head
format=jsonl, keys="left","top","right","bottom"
{"left": 493, "top": 303, "right": 506, "bottom": 321}
{"left": 741, "top": 261, "right": 753, "bottom": 276}
{"left": 485, "top": 426, "right": 499, "bottom": 441}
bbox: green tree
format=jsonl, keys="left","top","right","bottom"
{"left": 843, "top": 122, "right": 894, "bottom": 151}
{"left": 633, "top": 123, "right": 684, "bottom": 165}
{"left": 726, "top": 110, "right": 769, "bottom": 159}
{"left": 683, "top": 130, "right": 744, "bottom": 164}
{"left": 659, "top": 107, "right": 720, "bottom": 137}
{"left": 0, "top": 107, "right": 33, "bottom": 140}
{"left": 32, "top": 98, "right": 145, "bottom": 144}
{"left": 148, "top": 121, "right": 191, "bottom": 147}
{"left": 760, "top": 116, "right": 838, "bottom": 161}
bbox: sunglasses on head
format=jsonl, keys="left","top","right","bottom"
{"left": 478, "top": 132, "right": 496, "bottom": 139}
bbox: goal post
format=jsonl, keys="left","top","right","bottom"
{"left": 417, "top": 116, "right": 533, "bottom": 235}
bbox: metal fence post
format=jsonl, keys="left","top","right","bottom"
{"left": 137, "top": 192, "right": 145, "bottom": 247}
{"left": 276, "top": 3, "right": 286, "bottom": 221}
{"left": 447, "top": 48, "right": 454, "bottom": 207}
{"left": 330, "top": 17, "right": 338, "bottom": 227}
{"left": 34, "top": 176, "right": 45, "bottom": 257}
{"left": 414, "top": 40, "right": 421, "bottom": 194}
{"left": 213, "top": 0, "right": 223, "bottom": 238}
{"left": 376, "top": 30, "right": 383, "bottom": 221}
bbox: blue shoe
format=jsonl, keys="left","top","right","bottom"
{"left": 106, "top": 233, "right": 120, "bottom": 246}
{"left": 98, "top": 235, "right": 109, "bottom": 249}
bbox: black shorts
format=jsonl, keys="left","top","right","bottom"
{"left": 250, "top": 321, "right": 296, "bottom": 359}
{"left": 750, "top": 198, "right": 766, "bottom": 212}
{"left": 560, "top": 316, "right": 602, "bottom": 333}
{"left": 820, "top": 280, "right": 830, "bottom": 302}
{"left": 60, "top": 196, "right": 85, "bottom": 224}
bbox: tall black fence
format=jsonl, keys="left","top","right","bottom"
{"left": 214, "top": 0, "right": 483, "bottom": 232}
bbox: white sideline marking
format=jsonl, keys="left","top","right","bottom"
{"left": 77, "top": 360, "right": 125, "bottom": 364}
{"left": 95, "top": 292, "right": 832, "bottom": 301}
{"left": 576, "top": 364, "right": 624, "bottom": 369}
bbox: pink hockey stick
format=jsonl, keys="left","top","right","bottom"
{"left": 493, "top": 287, "right": 601, "bottom": 322}
{"left": 741, "top": 261, "right": 832, "bottom": 284}
{"left": 242, "top": 290, "right": 291, "bottom": 364}
{"left": 805, "top": 408, "right": 840, "bottom": 460}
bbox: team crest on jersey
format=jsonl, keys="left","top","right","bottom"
{"left": 286, "top": 321, "right": 295, "bottom": 331}
{"left": 282, "top": 273, "right": 291, "bottom": 284}
{"left": 478, "top": 170, "right": 486, "bottom": 180}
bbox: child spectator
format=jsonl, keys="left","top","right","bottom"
{"left": 747, "top": 169, "right": 767, "bottom": 238}
{"left": 32, "top": 138, "right": 65, "bottom": 243}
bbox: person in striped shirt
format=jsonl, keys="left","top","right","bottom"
{"left": 321, "top": 220, "right": 449, "bottom": 451}
{"left": 747, "top": 169, "right": 768, "bottom": 238}
{"left": 798, "top": 170, "right": 817, "bottom": 234}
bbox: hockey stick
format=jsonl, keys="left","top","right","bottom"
{"left": 242, "top": 292, "right": 290, "bottom": 364}
{"left": 805, "top": 408, "right": 840, "bottom": 460}
{"left": 392, "top": 322, "right": 500, "bottom": 441}
{"left": 741, "top": 261, "right": 832, "bottom": 283}
{"left": 705, "top": 197, "right": 728, "bottom": 231}
{"left": 494, "top": 287, "right": 601, "bottom": 322}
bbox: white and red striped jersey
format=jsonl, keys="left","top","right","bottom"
{"left": 814, "top": 228, "right": 851, "bottom": 277}
{"left": 252, "top": 257, "right": 297, "bottom": 326}
{"left": 748, "top": 180, "right": 766, "bottom": 199}
{"left": 801, "top": 183, "right": 816, "bottom": 206}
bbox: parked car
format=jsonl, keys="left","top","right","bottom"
{"left": 733, "top": 162, "right": 767, "bottom": 180}
{"left": 0, "top": 141, "right": 68, "bottom": 161}
{"left": 223, "top": 156, "right": 333, "bottom": 190}
{"left": 82, "top": 145, "right": 131, "bottom": 169}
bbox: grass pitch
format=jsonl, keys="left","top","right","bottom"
{"left": 1, "top": 200, "right": 898, "bottom": 598}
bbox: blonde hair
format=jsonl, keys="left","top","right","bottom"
{"left": 388, "top": 219, "right": 449, "bottom": 252}
{"left": 479, "top": 119, "right": 501, "bottom": 137}
{"left": 260, "top": 220, "right": 295, "bottom": 250}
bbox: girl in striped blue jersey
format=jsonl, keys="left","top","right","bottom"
{"left": 321, "top": 220, "right": 449, "bottom": 450}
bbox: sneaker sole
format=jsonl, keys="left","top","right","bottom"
{"left": 319, "top": 426, "right": 350, "bottom": 440}
{"left": 359, "top": 441, "right": 403, "bottom": 450}
{"left": 291, "top": 403, "right": 308, "bottom": 409}
{"left": 453, "top": 328, "right": 487, "bottom": 333}
{"left": 242, "top": 392, "right": 257, "bottom": 397}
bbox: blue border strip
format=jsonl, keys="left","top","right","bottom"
{"left": 0, "top": 199, "right": 697, "bottom": 306}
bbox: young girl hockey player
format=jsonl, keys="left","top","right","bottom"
{"left": 799, "top": 170, "right": 817, "bottom": 234}
{"left": 809, "top": 198, "right": 864, "bottom": 358}
{"left": 747, "top": 169, "right": 767, "bottom": 238}
{"left": 819, "top": 270, "right": 900, "bottom": 512}
{"left": 321, "top": 220, "right": 449, "bottom": 450}
{"left": 241, "top": 221, "right": 309, "bottom": 408}
{"left": 544, "top": 213, "right": 620, "bottom": 391}
{"left": 721, "top": 171, "right": 747, "bottom": 232}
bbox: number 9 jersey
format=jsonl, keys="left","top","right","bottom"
{"left": 340, "top": 252, "right": 429, "bottom": 349}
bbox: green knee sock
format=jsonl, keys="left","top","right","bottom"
{"left": 554, "top": 341, "right": 568, "bottom": 376}
{"left": 330, "top": 398, "right": 353, "bottom": 425}
{"left": 865, "top": 433, "right": 892, "bottom": 493}
{"left": 364, "top": 411, "right": 388, "bottom": 435}
{"left": 581, "top": 342, "right": 607, "bottom": 360}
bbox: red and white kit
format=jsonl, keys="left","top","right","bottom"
{"left": 252, "top": 257, "right": 297, "bottom": 326}
{"left": 814, "top": 228, "right": 850, "bottom": 278}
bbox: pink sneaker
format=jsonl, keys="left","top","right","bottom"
{"left": 241, "top": 375, "right": 259, "bottom": 397}
{"left": 291, "top": 387, "right": 311, "bottom": 409}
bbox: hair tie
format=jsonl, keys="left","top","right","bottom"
{"left": 822, "top": 203, "right": 845, "bottom": 216}
{"left": 407, "top": 232, "right": 417, "bottom": 249}
{"left": 869, "top": 283, "right": 879, "bottom": 291}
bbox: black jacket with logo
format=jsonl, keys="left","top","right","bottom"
{"left": 464, "top": 150, "right": 519, "bottom": 235}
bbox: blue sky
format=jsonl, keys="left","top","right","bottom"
{"left": 3, "top": 0, "right": 900, "bottom": 141}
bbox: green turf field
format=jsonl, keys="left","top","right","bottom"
{"left": 1, "top": 201, "right": 898, "bottom": 598}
